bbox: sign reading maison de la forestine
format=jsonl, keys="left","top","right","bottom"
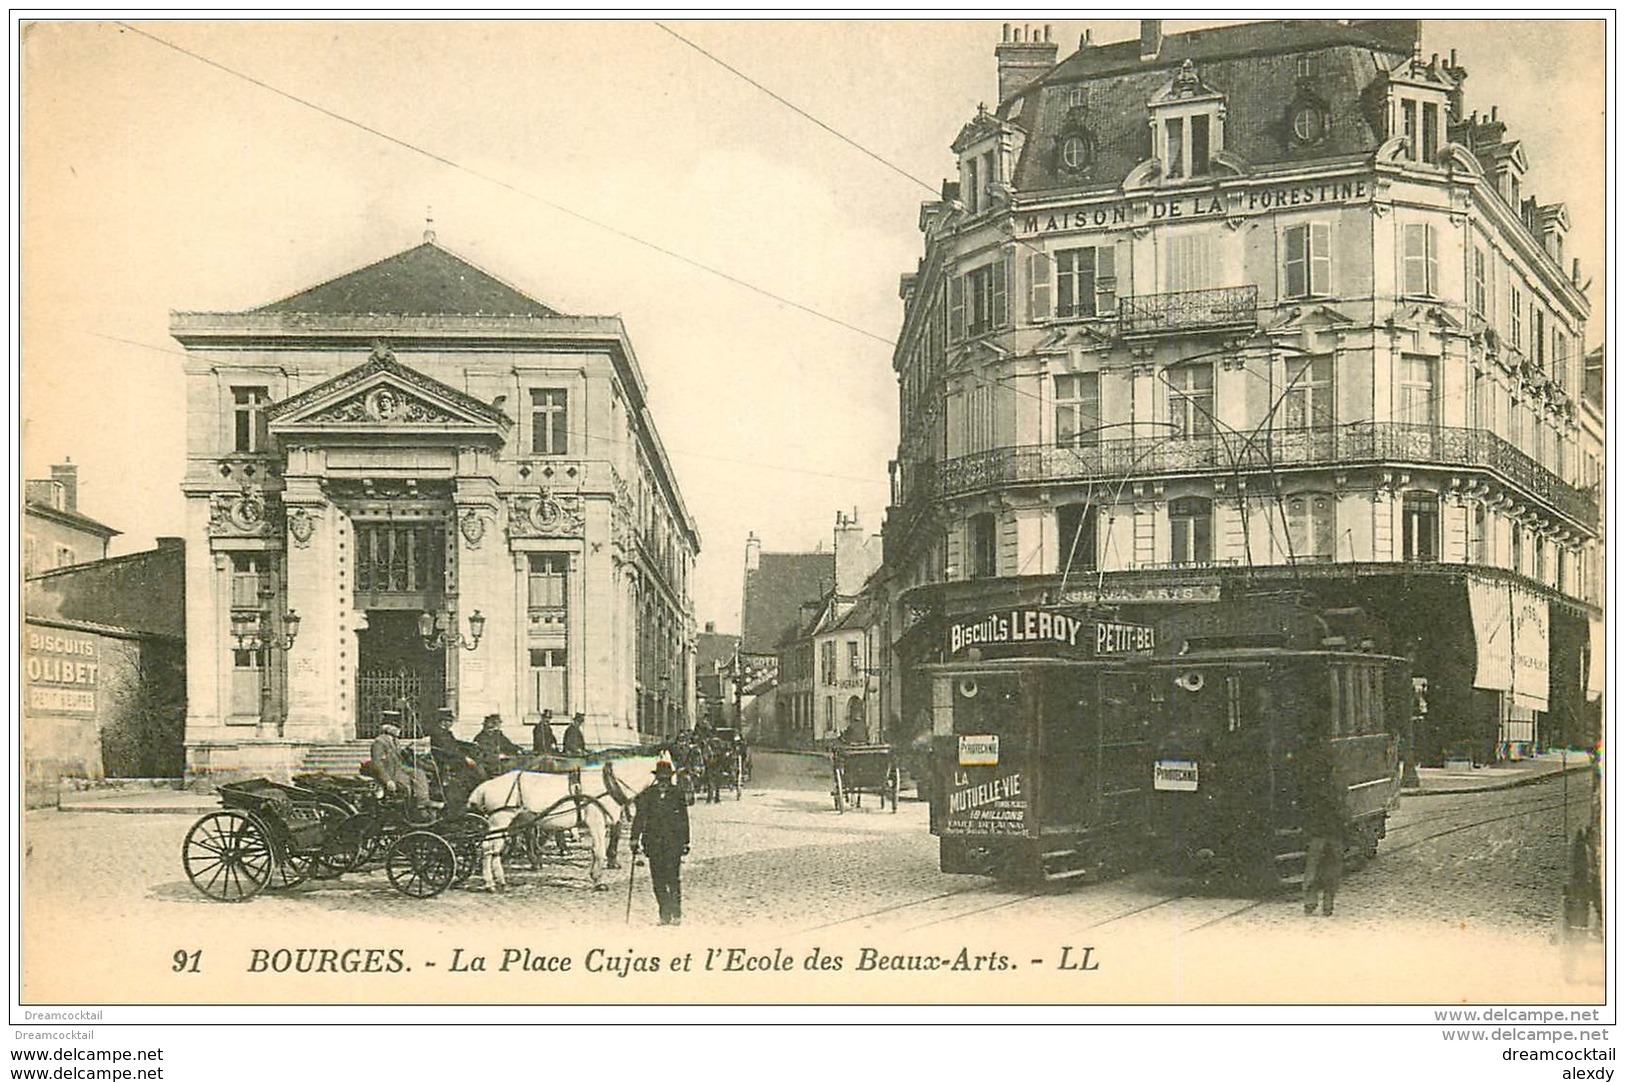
{"left": 1018, "top": 176, "right": 1372, "bottom": 238}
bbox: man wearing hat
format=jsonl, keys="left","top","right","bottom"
{"left": 474, "top": 712, "right": 521, "bottom": 777}
{"left": 532, "top": 708, "right": 559, "bottom": 755}
{"left": 428, "top": 708, "right": 482, "bottom": 811}
{"left": 370, "top": 711, "right": 432, "bottom": 823}
{"left": 631, "top": 759, "right": 691, "bottom": 925}
{"left": 562, "top": 712, "right": 589, "bottom": 758}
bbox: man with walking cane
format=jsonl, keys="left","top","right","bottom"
{"left": 630, "top": 759, "right": 690, "bottom": 925}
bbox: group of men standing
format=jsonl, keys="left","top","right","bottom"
{"left": 368, "top": 707, "right": 590, "bottom": 823}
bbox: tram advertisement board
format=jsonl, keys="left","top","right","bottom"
{"left": 945, "top": 609, "right": 1154, "bottom": 660}
{"left": 942, "top": 755, "right": 1030, "bottom": 837}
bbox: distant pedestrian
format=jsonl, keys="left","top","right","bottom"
{"left": 1297, "top": 739, "right": 1347, "bottom": 917}
{"left": 562, "top": 712, "right": 589, "bottom": 757}
{"left": 631, "top": 760, "right": 690, "bottom": 925}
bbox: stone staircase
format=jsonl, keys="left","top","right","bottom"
{"left": 298, "top": 740, "right": 373, "bottom": 775}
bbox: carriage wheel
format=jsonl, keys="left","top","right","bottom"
{"left": 314, "top": 816, "right": 373, "bottom": 877}
{"left": 386, "top": 832, "right": 458, "bottom": 898}
{"left": 833, "top": 769, "right": 846, "bottom": 813}
{"left": 183, "top": 810, "right": 274, "bottom": 902}
{"left": 269, "top": 850, "right": 316, "bottom": 890}
{"left": 437, "top": 813, "right": 488, "bottom": 887}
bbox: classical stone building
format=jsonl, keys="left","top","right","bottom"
{"left": 173, "top": 238, "right": 698, "bottom": 776}
{"left": 883, "top": 20, "right": 1602, "bottom": 763}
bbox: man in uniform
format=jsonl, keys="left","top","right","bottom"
{"left": 371, "top": 712, "right": 432, "bottom": 823}
{"left": 561, "top": 712, "right": 589, "bottom": 758}
{"left": 631, "top": 760, "right": 690, "bottom": 925}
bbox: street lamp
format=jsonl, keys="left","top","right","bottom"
{"left": 230, "top": 608, "right": 300, "bottom": 651}
{"left": 419, "top": 608, "right": 485, "bottom": 651}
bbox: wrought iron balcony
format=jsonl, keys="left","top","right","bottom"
{"left": 1119, "top": 285, "right": 1258, "bottom": 335}
{"left": 921, "top": 422, "right": 1597, "bottom": 531}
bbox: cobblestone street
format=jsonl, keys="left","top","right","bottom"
{"left": 21, "top": 757, "right": 1602, "bottom": 1005}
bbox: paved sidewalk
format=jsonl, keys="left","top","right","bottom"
{"left": 1409, "top": 749, "right": 1596, "bottom": 796}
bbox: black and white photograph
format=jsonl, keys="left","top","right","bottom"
{"left": 12, "top": 12, "right": 1613, "bottom": 1060}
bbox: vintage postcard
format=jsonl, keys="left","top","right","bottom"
{"left": 14, "top": 16, "right": 1609, "bottom": 1024}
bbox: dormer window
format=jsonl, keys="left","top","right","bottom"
{"left": 1148, "top": 60, "right": 1225, "bottom": 183}
{"left": 953, "top": 105, "right": 1015, "bottom": 217}
{"left": 1383, "top": 55, "right": 1455, "bottom": 165}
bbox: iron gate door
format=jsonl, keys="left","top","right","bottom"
{"left": 357, "top": 668, "right": 425, "bottom": 738}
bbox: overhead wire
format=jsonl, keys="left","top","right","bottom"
{"left": 113, "top": 21, "right": 899, "bottom": 349}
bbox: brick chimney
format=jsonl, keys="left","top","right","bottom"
{"left": 50, "top": 461, "right": 78, "bottom": 512}
{"left": 995, "top": 22, "right": 1058, "bottom": 102}
{"left": 744, "top": 531, "right": 761, "bottom": 572}
{"left": 1140, "top": 19, "right": 1163, "bottom": 61}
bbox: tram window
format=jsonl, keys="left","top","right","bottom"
{"left": 1328, "top": 667, "right": 1343, "bottom": 737}
{"left": 1370, "top": 667, "right": 1385, "bottom": 734}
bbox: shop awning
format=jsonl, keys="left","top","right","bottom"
{"left": 1587, "top": 616, "right": 1606, "bottom": 703}
{"left": 1510, "top": 585, "right": 1549, "bottom": 713}
{"left": 1468, "top": 578, "right": 1512, "bottom": 692}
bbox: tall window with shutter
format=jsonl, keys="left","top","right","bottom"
{"left": 1283, "top": 222, "right": 1331, "bottom": 298}
{"left": 1402, "top": 223, "right": 1439, "bottom": 296}
{"left": 1164, "top": 232, "right": 1217, "bottom": 292}
{"left": 1055, "top": 246, "right": 1116, "bottom": 317}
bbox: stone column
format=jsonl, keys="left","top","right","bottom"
{"left": 281, "top": 473, "right": 347, "bottom": 743}
{"left": 452, "top": 471, "right": 504, "bottom": 730}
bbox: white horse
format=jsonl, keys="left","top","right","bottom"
{"left": 466, "top": 754, "right": 666, "bottom": 893}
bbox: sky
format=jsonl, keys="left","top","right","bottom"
{"left": 17, "top": 18, "right": 1608, "bottom": 633}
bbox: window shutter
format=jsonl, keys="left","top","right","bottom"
{"left": 1309, "top": 222, "right": 1331, "bottom": 296}
{"left": 1424, "top": 224, "right": 1439, "bottom": 295}
{"left": 1029, "top": 252, "right": 1051, "bottom": 320}
{"left": 1284, "top": 224, "right": 1308, "bottom": 298}
{"left": 993, "top": 255, "right": 1009, "bottom": 328}
{"left": 1402, "top": 224, "right": 1426, "bottom": 295}
{"left": 949, "top": 275, "right": 965, "bottom": 341}
{"left": 1095, "top": 245, "right": 1117, "bottom": 313}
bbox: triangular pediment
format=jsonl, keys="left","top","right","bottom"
{"left": 267, "top": 344, "right": 511, "bottom": 441}
{"left": 1267, "top": 304, "right": 1357, "bottom": 333}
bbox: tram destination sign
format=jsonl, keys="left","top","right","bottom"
{"left": 946, "top": 609, "right": 1154, "bottom": 659}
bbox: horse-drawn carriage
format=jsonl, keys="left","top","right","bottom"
{"left": 830, "top": 742, "right": 901, "bottom": 813}
{"left": 182, "top": 752, "right": 670, "bottom": 900}
{"left": 700, "top": 728, "right": 750, "bottom": 802}
{"left": 181, "top": 776, "right": 487, "bottom": 901}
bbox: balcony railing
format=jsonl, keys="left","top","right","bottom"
{"left": 1119, "top": 285, "right": 1258, "bottom": 335}
{"left": 919, "top": 422, "right": 1597, "bottom": 530}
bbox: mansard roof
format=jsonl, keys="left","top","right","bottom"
{"left": 1003, "top": 19, "right": 1420, "bottom": 195}
{"left": 253, "top": 241, "right": 561, "bottom": 318}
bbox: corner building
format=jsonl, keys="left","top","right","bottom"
{"left": 174, "top": 239, "right": 698, "bottom": 776}
{"left": 884, "top": 20, "right": 1602, "bottom": 762}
